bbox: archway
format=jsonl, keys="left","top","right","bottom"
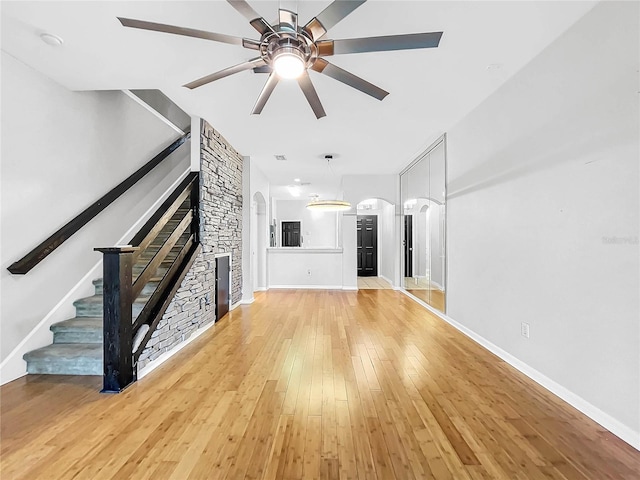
{"left": 251, "top": 191, "right": 267, "bottom": 292}
{"left": 355, "top": 197, "right": 396, "bottom": 289}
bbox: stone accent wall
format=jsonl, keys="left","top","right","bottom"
{"left": 199, "top": 119, "right": 244, "bottom": 301}
{"left": 137, "top": 119, "right": 243, "bottom": 371}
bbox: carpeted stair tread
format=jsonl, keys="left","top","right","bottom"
{"left": 51, "top": 317, "right": 102, "bottom": 344}
{"left": 93, "top": 278, "right": 161, "bottom": 296}
{"left": 73, "top": 294, "right": 150, "bottom": 318}
{"left": 23, "top": 343, "right": 102, "bottom": 375}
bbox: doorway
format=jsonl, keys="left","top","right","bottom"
{"left": 251, "top": 192, "right": 267, "bottom": 293}
{"left": 281, "top": 221, "right": 301, "bottom": 247}
{"left": 357, "top": 215, "right": 378, "bottom": 277}
{"left": 215, "top": 255, "right": 230, "bottom": 321}
{"left": 404, "top": 215, "right": 413, "bottom": 277}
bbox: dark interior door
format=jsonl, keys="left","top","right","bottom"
{"left": 282, "top": 221, "right": 301, "bottom": 247}
{"left": 215, "top": 255, "right": 229, "bottom": 321}
{"left": 404, "top": 216, "right": 413, "bottom": 277}
{"left": 357, "top": 215, "right": 378, "bottom": 277}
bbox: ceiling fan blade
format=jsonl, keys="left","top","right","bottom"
{"left": 184, "top": 58, "right": 265, "bottom": 89}
{"left": 303, "top": 0, "right": 366, "bottom": 41}
{"left": 310, "top": 58, "right": 388, "bottom": 101}
{"left": 242, "top": 38, "right": 261, "bottom": 50}
{"left": 328, "top": 32, "right": 443, "bottom": 55}
{"left": 279, "top": 9, "right": 298, "bottom": 33}
{"left": 117, "top": 17, "right": 245, "bottom": 46}
{"left": 252, "top": 73, "right": 279, "bottom": 114}
{"left": 297, "top": 71, "right": 326, "bottom": 119}
{"left": 226, "top": 0, "right": 277, "bottom": 36}
{"left": 253, "top": 65, "right": 272, "bottom": 74}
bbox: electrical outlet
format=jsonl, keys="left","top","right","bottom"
{"left": 521, "top": 322, "right": 530, "bottom": 338}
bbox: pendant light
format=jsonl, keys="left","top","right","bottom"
{"left": 306, "top": 155, "right": 351, "bottom": 212}
{"left": 306, "top": 199, "right": 352, "bottom": 211}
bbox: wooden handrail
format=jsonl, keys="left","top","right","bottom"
{"left": 8, "top": 130, "right": 191, "bottom": 275}
{"left": 131, "top": 210, "right": 192, "bottom": 299}
{"left": 97, "top": 171, "right": 201, "bottom": 392}
{"left": 132, "top": 235, "right": 195, "bottom": 333}
{"left": 129, "top": 172, "right": 197, "bottom": 253}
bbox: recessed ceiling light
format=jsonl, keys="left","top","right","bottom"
{"left": 40, "top": 33, "right": 64, "bottom": 46}
{"left": 486, "top": 63, "right": 503, "bottom": 70}
{"left": 274, "top": 154, "right": 287, "bottom": 161}
{"left": 294, "top": 178, "right": 301, "bottom": 182}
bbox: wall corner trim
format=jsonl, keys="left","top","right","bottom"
{"left": 398, "top": 290, "right": 640, "bottom": 451}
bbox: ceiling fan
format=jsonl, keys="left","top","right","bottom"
{"left": 118, "top": 0, "right": 443, "bottom": 118}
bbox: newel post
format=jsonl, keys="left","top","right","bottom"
{"left": 95, "top": 246, "right": 138, "bottom": 393}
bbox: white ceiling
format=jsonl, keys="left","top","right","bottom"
{"left": 1, "top": 1, "right": 596, "bottom": 199}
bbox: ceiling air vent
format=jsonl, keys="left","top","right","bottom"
{"left": 274, "top": 154, "right": 287, "bottom": 161}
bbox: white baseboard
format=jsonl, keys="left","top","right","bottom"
{"left": 254, "top": 287, "right": 268, "bottom": 292}
{"left": 0, "top": 169, "right": 191, "bottom": 386}
{"left": 342, "top": 286, "right": 358, "bottom": 291}
{"left": 137, "top": 320, "right": 216, "bottom": 380}
{"left": 379, "top": 274, "right": 394, "bottom": 286}
{"left": 398, "top": 289, "right": 640, "bottom": 451}
{"left": 268, "top": 284, "right": 344, "bottom": 290}
{"left": 230, "top": 300, "right": 243, "bottom": 310}
{"left": 240, "top": 297, "right": 254, "bottom": 305}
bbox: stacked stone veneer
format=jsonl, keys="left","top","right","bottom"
{"left": 137, "top": 119, "right": 243, "bottom": 370}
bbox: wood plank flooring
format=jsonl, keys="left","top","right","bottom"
{"left": 357, "top": 277, "right": 392, "bottom": 289}
{"left": 1, "top": 290, "right": 638, "bottom": 479}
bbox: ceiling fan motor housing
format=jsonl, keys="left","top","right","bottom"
{"left": 262, "top": 29, "right": 316, "bottom": 70}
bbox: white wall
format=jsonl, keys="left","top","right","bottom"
{"left": 380, "top": 203, "right": 396, "bottom": 283}
{"left": 0, "top": 52, "right": 189, "bottom": 382}
{"left": 275, "top": 199, "right": 337, "bottom": 248}
{"left": 268, "top": 249, "right": 343, "bottom": 288}
{"left": 341, "top": 215, "right": 357, "bottom": 289}
{"left": 343, "top": 174, "right": 398, "bottom": 207}
{"left": 446, "top": 1, "right": 639, "bottom": 444}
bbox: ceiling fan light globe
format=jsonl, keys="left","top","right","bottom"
{"left": 273, "top": 52, "right": 305, "bottom": 79}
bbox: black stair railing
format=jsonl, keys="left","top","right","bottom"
{"left": 96, "top": 172, "right": 201, "bottom": 393}
{"left": 8, "top": 130, "right": 191, "bottom": 275}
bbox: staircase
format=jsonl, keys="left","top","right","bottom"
{"left": 23, "top": 202, "right": 191, "bottom": 375}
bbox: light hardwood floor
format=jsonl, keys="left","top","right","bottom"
{"left": 357, "top": 277, "right": 392, "bottom": 289}
{"left": 1, "top": 290, "right": 638, "bottom": 479}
